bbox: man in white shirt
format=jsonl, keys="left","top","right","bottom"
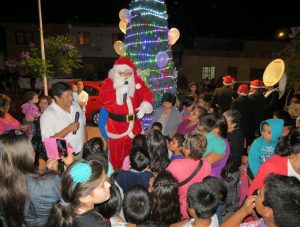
{"left": 40, "top": 82, "right": 85, "bottom": 157}
{"left": 76, "top": 80, "right": 89, "bottom": 122}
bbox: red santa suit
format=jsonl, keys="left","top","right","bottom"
{"left": 99, "top": 57, "right": 153, "bottom": 169}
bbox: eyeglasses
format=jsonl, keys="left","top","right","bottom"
{"left": 119, "top": 71, "right": 133, "bottom": 77}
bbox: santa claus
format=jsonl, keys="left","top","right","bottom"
{"left": 99, "top": 57, "right": 153, "bottom": 169}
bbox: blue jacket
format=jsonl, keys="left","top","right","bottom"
{"left": 248, "top": 119, "right": 284, "bottom": 176}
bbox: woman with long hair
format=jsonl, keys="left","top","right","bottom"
{"left": 146, "top": 130, "right": 169, "bottom": 174}
{"left": 0, "top": 130, "right": 61, "bottom": 226}
{"left": 149, "top": 170, "right": 181, "bottom": 225}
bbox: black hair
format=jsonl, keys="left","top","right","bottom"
{"left": 23, "top": 90, "right": 38, "bottom": 103}
{"left": 275, "top": 128, "right": 300, "bottom": 156}
{"left": 151, "top": 122, "right": 163, "bottom": 131}
{"left": 146, "top": 130, "right": 169, "bottom": 173}
{"left": 137, "top": 222, "right": 168, "bottom": 227}
{"left": 172, "top": 134, "right": 185, "bottom": 147}
{"left": 96, "top": 183, "right": 122, "bottom": 219}
{"left": 187, "top": 181, "right": 220, "bottom": 219}
{"left": 161, "top": 93, "right": 176, "bottom": 106}
{"left": 263, "top": 174, "right": 300, "bottom": 227}
{"left": 51, "top": 82, "right": 71, "bottom": 98}
{"left": 150, "top": 171, "right": 181, "bottom": 225}
{"left": 180, "top": 96, "right": 195, "bottom": 108}
{"left": 199, "top": 113, "right": 217, "bottom": 133}
{"left": 47, "top": 160, "right": 107, "bottom": 227}
{"left": 292, "top": 93, "right": 300, "bottom": 100}
{"left": 223, "top": 109, "right": 242, "bottom": 129}
{"left": 132, "top": 134, "right": 148, "bottom": 151}
{"left": 202, "top": 176, "right": 227, "bottom": 203}
{"left": 0, "top": 130, "right": 37, "bottom": 226}
{"left": 75, "top": 80, "right": 83, "bottom": 85}
{"left": 214, "top": 113, "right": 228, "bottom": 138}
{"left": 274, "top": 110, "right": 292, "bottom": 126}
{"left": 129, "top": 146, "right": 150, "bottom": 171}
{"left": 123, "top": 185, "right": 151, "bottom": 224}
{"left": 82, "top": 137, "right": 108, "bottom": 174}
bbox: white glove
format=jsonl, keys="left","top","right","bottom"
{"left": 120, "top": 83, "right": 129, "bottom": 95}
{"left": 135, "top": 101, "right": 153, "bottom": 119}
{"left": 136, "top": 106, "right": 146, "bottom": 119}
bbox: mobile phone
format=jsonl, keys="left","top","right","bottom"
{"left": 56, "top": 139, "right": 68, "bottom": 157}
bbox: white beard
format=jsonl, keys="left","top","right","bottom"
{"left": 109, "top": 69, "right": 135, "bottom": 105}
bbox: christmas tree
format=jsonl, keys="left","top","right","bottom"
{"left": 114, "top": 0, "right": 180, "bottom": 128}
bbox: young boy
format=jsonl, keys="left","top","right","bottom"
{"left": 151, "top": 121, "right": 163, "bottom": 132}
{"left": 123, "top": 185, "right": 151, "bottom": 225}
{"left": 173, "top": 180, "right": 220, "bottom": 227}
{"left": 169, "top": 134, "right": 185, "bottom": 161}
{"left": 115, "top": 147, "right": 154, "bottom": 193}
{"left": 248, "top": 119, "right": 284, "bottom": 177}
{"left": 221, "top": 174, "right": 300, "bottom": 227}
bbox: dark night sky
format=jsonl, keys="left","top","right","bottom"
{"left": 1, "top": 0, "right": 300, "bottom": 41}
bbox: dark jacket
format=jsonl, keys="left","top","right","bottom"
{"left": 231, "top": 96, "right": 252, "bottom": 144}
{"left": 249, "top": 91, "right": 266, "bottom": 144}
{"left": 214, "top": 86, "right": 237, "bottom": 113}
{"left": 264, "top": 90, "right": 279, "bottom": 119}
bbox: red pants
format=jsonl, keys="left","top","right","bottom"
{"left": 108, "top": 135, "right": 132, "bottom": 169}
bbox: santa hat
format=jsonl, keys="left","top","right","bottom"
{"left": 223, "top": 75, "right": 236, "bottom": 86}
{"left": 250, "top": 79, "right": 263, "bottom": 88}
{"left": 237, "top": 84, "right": 249, "bottom": 96}
{"left": 113, "top": 57, "right": 138, "bottom": 78}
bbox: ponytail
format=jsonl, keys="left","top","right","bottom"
{"left": 47, "top": 200, "right": 75, "bottom": 227}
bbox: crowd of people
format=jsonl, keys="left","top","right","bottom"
{"left": 0, "top": 71, "right": 300, "bottom": 227}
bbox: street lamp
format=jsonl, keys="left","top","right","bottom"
{"left": 38, "top": 0, "right": 48, "bottom": 96}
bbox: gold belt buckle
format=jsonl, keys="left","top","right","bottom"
{"left": 126, "top": 114, "right": 135, "bottom": 122}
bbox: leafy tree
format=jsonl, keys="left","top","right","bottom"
{"left": 21, "top": 35, "right": 82, "bottom": 77}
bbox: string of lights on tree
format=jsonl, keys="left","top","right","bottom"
{"left": 113, "top": 0, "right": 180, "bottom": 128}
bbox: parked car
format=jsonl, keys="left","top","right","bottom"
{"left": 68, "top": 81, "right": 102, "bottom": 125}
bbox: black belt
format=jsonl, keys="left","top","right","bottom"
{"left": 108, "top": 112, "right": 136, "bottom": 122}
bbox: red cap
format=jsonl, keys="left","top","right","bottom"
{"left": 113, "top": 57, "right": 139, "bottom": 82}
{"left": 250, "top": 79, "right": 263, "bottom": 88}
{"left": 223, "top": 75, "right": 235, "bottom": 85}
{"left": 237, "top": 84, "right": 249, "bottom": 96}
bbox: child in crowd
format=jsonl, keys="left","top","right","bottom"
{"left": 221, "top": 174, "right": 300, "bottom": 227}
{"left": 115, "top": 146, "right": 154, "bottom": 193}
{"left": 151, "top": 121, "right": 163, "bottom": 132}
{"left": 96, "top": 184, "right": 124, "bottom": 225}
{"left": 164, "top": 135, "right": 173, "bottom": 159}
{"left": 82, "top": 137, "right": 114, "bottom": 177}
{"left": 21, "top": 90, "right": 40, "bottom": 138}
{"left": 169, "top": 133, "right": 185, "bottom": 161}
{"left": 122, "top": 134, "right": 147, "bottom": 170}
{"left": 248, "top": 119, "right": 284, "bottom": 177}
{"left": 123, "top": 185, "right": 151, "bottom": 225}
{"left": 47, "top": 160, "right": 111, "bottom": 227}
{"left": 180, "top": 96, "right": 195, "bottom": 120}
{"left": 71, "top": 84, "right": 79, "bottom": 106}
{"left": 149, "top": 170, "right": 181, "bottom": 225}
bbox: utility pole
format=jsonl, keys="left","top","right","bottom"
{"left": 38, "top": 0, "right": 48, "bottom": 96}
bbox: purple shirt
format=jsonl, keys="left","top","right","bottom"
{"left": 176, "top": 119, "right": 198, "bottom": 135}
{"left": 211, "top": 138, "right": 230, "bottom": 178}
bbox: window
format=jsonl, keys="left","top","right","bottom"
{"left": 227, "top": 67, "right": 237, "bottom": 78}
{"left": 15, "top": 32, "right": 34, "bottom": 45}
{"left": 78, "top": 32, "right": 91, "bottom": 45}
{"left": 202, "top": 66, "right": 215, "bottom": 79}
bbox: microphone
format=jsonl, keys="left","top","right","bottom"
{"left": 123, "top": 81, "right": 129, "bottom": 103}
{"left": 73, "top": 112, "right": 80, "bottom": 135}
